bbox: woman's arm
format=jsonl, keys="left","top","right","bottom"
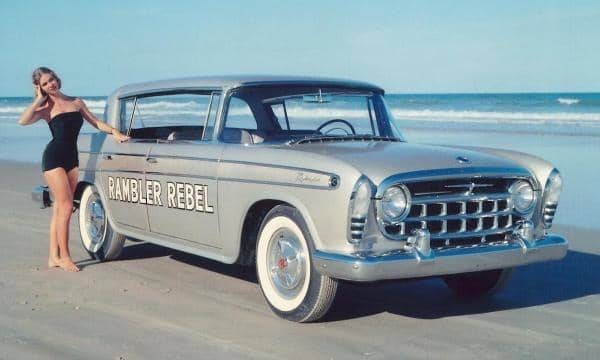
{"left": 76, "top": 98, "right": 130, "bottom": 142}
{"left": 18, "top": 85, "right": 47, "bottom": 125}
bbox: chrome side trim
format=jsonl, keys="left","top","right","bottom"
{"left": 219, "top": 177, "right": 335, "bottom": 190}
{"left": 220, "top": 159, "right": 338, "bottom": 178}
{"left": 101, "top": 152, "right": 148, "bottom": 157}
{"left": 146, "top": 154, "right": 219, "bottom": 162}
{"left": 97, "top": 169, "right": 145, "bottom": 175}
{"left": 145, "top": 171, "right": 216, "bottom": 180}
{"left": 313, "top": 234, "right": 568, "bottom": 281}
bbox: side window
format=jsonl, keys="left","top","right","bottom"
{"left": 202, "top": 92, "right": 221, "bottom": 140}
{"left": 224, "top": 97, "right": 257, "bottom": 130}
{"left": 122, "top": 93, "right": 213, "bottom": 141}
{"left": 120, "top": 98, "right": 136, "bottom": 133}
{"left": 271, "top": 103, "right": 289, "bottom": 130}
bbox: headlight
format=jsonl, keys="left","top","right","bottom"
{"left": 380, "top": 185, "right": 411, "bottom": 221}
{"left": 542, "top": 169, "right": 562, "bottom": 228}
{"left": 509, "top": 180, "right": 536, "bottom": 214}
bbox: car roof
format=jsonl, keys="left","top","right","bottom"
{"left": 111, "top": 75, "right": 385, "bottom": 98}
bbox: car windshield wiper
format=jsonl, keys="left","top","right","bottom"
{"left": 288, "top": 134, "right": 403, "bottom": 145}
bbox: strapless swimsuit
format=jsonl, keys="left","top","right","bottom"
{"left": 42, "top": 111, "right": 84, "bottom": 172}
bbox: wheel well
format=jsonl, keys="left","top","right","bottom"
{"left": 73, "top": 181, "right": 92, "bottom": 208}
{"left": 236, "top": 199, "right": 289, "bottom": 266}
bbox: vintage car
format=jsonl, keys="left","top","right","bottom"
{"left": 33, "top": 76, "right": 567, "bottom": 322}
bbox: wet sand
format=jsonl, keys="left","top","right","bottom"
{"left": 0, "top": 160, "right": 598, "bottom": 359}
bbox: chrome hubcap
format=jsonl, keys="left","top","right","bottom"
{"left": 85, "top": 194, "right": 106, "bottom": 252}
{"left": 268, "top": 228, "right": 306, "bottom": 298}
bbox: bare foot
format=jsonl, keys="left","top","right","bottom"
{"left": 57, "top": 259, "right": 80, "bottom": 272}
{"left": 48, "top": 258, "right": 60, "bottom": 268}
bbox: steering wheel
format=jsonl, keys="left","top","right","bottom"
{"left": 316, "top": 119, "right": 356, "bottom": 135}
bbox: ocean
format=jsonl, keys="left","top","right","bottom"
{"left": 1, "top": 93, "right": 599, "bottom": 229}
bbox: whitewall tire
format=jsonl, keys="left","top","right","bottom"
{"left": 256, "top": 205, "right": 338, "bottom": 322}
{"left": 78, "top": 185, "right": 125, "bottom": 261}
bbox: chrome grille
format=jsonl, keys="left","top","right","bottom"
{"left": 380, "top": 178, "right": 525, "bottom": 250}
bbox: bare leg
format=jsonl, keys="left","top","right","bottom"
{"left": 48, "top": 205, "right": 60, "bottom": 267}
{"left": 48, "top": 167, "right": 79, "bottom": 267}
{"left": 44, "top": 167, "right": 79, "bottom": 272}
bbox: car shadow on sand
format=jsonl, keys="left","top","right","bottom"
{"left": 324, "top": 249, "right": 599, "bottom": 321}
{"left": 115, "top": 242, "right": 598, "bottom": 322}
{"left": 118, "top": 241, "right": 258, "bottom": 283}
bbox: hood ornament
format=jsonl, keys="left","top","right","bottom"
{"left": 456, "top": 156, "right": 470, "bottom": 164}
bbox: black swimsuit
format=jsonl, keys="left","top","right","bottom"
{"left": 42, "top": 111, "right": 84, "bottom": 172}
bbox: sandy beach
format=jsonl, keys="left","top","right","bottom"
{"left": 0, "top": 160, "right": 598, "bottom": 359}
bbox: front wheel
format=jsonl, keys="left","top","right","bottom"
{"left": 443, "top": 268, "right": 513, "bottom": 298}
{"left": 78, "top": 185, "right": 125, "bottom": 261}
{"left": 256, "top": 205, "right": 338, "bottom": 322}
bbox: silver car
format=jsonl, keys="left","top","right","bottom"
{"left": 34, "top": 76, "right": 568, "bottom": 322}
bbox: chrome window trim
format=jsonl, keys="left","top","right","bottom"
{"left": 118, "top": 90, "right": 219, "bottom": 143}
{"left": 126, "top": 97, "right": 138, "bottom": 136}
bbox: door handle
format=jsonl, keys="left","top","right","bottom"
{"left": 146, "top": 157, "right": 158, "bottom": 164}
{"left": 102, "top": 154, "right": 113, "bottom": 160}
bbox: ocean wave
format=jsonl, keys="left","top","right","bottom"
{"left": 3, "top": 100, "right": 600, "bottom": 128}
{"left": 0, "top": 106, "right": 27, "bottom": 113}
{"left": 135, "top": 110, "right": 207, "bottom": 117}
{"left": 137, "top": 100, "right": 205, "bottom": 110}
{"left": 81, "top": 99, "right": 107, "bottom": 108}
{"left": 557, "top": 98, "right": 580, "bottom": 105}
{"left": 391, "top": 109, "right": 600, "bottom": 124}
{"left": 0, "top": 100, "right": 105, "bottom": 114}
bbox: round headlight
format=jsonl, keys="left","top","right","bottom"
{"left": 509, "top": 180, "right": 536, "bottom": 214}
{"left": 381, "top": 185, "right": 411, "bottom": 221}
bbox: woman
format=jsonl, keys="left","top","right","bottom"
{"left": 18, "top": 67, "right": 129, "bottom": 272}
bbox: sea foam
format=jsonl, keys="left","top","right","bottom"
{"left": 557, "top": 98, "right": 580, "bottom": 105}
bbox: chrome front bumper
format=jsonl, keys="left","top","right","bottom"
{"left": 313, "top": 234, "right": 568, "bottom": 282}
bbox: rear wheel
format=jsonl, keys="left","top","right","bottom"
{"left": 256, "top": 205, "right": 338, "bottom": 322}
{"left": 78, "top": 185, "right": 125, "bottom": 261}
{"left": 443, "top": 268, "right": 513, "bottom": 298}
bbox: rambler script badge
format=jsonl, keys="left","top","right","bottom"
{"left": 107, "top": 176, "right": 214, "bottom": 213}
{"left": 296, "top": 172, "right": 321, "bottom": 184}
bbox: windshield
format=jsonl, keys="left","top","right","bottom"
{"left": 222, "top": 86, "right": 404, "bottom": 143}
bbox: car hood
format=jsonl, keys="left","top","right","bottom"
{"left": 286, "top": 141, "right": 524, "bottom": 185}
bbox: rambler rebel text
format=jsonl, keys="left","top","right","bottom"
{"left": 107, "top": 176, "right": 214, "bottom": 213}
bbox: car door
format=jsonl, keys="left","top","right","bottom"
{"left": 145, "top": 142, "right": 222, "bottom": 248}
{"left": 99, "top": 98, "right": 151, "bottom": 232}
{"left": 141, "top": 91, "right": 223, "bottom": 248}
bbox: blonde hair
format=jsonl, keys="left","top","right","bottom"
{"left": 32, "top": 67, "right": 62, "bottom": 96}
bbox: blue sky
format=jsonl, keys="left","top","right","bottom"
{"left": 1, "top": 0, "right": 599, "bottom": 96}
